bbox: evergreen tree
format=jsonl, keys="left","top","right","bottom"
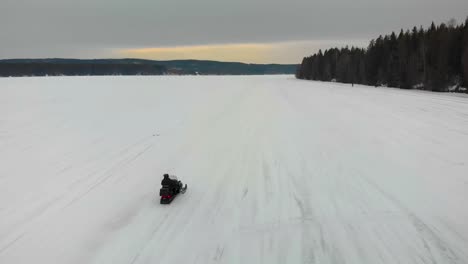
{"left": 463, "top": 17, "right": 468, "bottom": 88}
{"left": 296, "top": 18, "right": 467, "bottom": 93}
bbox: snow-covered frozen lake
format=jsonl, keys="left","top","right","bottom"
{"left": 1, "top": 75, "right": 468, "bottom": 264}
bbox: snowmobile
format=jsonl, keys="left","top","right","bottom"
{"left": 159, "top": 174, "right": 187, "bottom": 204}
{"left": 159, "top": 182, "right": 187, "bottom": 204}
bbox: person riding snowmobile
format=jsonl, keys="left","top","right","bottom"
{"left": 161, "top": 174, "right": 182, "bottom": 194}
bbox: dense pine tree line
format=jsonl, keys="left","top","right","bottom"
{"left": 296, "top": 18, "right": 468, "bottom": 92}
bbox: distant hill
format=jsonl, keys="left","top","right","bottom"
{"left": 0, "top": 60, "right": 166, "bottom": 77}
{"left": 150, "top": 60, "right": 297, "bottom": 75}
{"left": 0, "top": 59, "right": 297, "bottom": 77}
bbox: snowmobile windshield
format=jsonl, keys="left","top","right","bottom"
{"left": 169, "top": 175, "right": 178, "bottom": 180}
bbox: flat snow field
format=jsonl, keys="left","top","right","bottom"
{"left": 1, "top": 75, "right": 468, "bottom": 264}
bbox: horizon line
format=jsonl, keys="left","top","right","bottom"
{"left": 0, "top": 57, "right": 300, "bottom": 65}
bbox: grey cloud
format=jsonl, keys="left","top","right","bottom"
{"left": 1, "top": 0, "right": 467, "bottom": 59}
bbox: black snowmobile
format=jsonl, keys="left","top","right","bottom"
{"left": 159, "top": 174, "right": 187, "bottom": 204}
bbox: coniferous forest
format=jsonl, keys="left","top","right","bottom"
{"left": 296, "top": 18, "right": 468, "bottom": 93}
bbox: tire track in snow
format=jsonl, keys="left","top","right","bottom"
{"left": 0, "top": 232, "right": 26, "bottom": 255}
{"left": 0, "top": 193, "right": 67, "bottom": 255}
{"left": 361, "top": 175, "right": 467, "bottom": 264}
{"left": 66, "top": 134, "right": 157, "bottom": 189}
{"left": 286, "top": 150, "right": 319, "bottom": 264}
{"left": 128, "top": 213, "right": 170, "bottom": 264}
{"left": 61, "top": 144, "right": 154, "bottom": 210}
{"left": 0, "top": 142, "right": 155, "bottom": 257}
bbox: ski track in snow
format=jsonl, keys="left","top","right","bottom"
{"left": 1, "top": 75, "right": 468, "bottom": 264}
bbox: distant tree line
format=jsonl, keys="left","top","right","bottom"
{"left": 0, "top": 59, "right": 298, "bottom": 77}
{"left": 296, "top": 18, "right": 468, "bottom": 93}
{"left": 0, "top": 62, "right": 166, "bottom": 77}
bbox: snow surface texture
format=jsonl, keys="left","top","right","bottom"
{"left": 1, "top": 75, "right": 468, "bottom": 264}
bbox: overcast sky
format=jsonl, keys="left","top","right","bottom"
{"left": 1, "top": 0, "right": 467, "bottom": 63}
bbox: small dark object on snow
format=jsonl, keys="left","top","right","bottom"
{"left": 160, "top": 174, "right": 187, "bottom": 204}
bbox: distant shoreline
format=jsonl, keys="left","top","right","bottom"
{"left": 0, "top": 58, "right": 298, "bottom": 77}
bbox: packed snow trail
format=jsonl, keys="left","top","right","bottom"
{"left": 1, "top": 75, "right": 468, "bottom": 264}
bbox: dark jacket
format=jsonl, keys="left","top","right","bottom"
{"left": 161, "top": 175, "right": 179, "bottom": 189}
{"left": 161, "top": 177, "right": 174, "bottom": 187}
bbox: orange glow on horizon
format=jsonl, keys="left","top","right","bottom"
{"left": 117, "top": 43, "right": 274, "bottom": 64}
{"left": 114, "top": 39, "right": 368, "bottom": 64}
